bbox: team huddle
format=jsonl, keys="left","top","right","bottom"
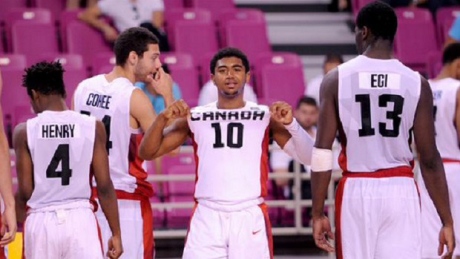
{"left": 0, "top": 1, "right": 457, "bottom": 259}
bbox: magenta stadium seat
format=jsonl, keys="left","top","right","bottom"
{"left": 426, "top": 51, "right": 442, "bottom": 79}
{"left": 394, "top": 8, "right": 437, "bottom": 73}
{"left": 59, "top": 9, "right": 84, "bottom": 52}
{"left": 12, "top": 23, "right": 59, "bottom": 66}
{"left": 217, "top": 8, "right": 265, "bottom": 47}
{"left": 197, "top": 52, "right": 215, "bottom": 84}
{"left": 0, "top": 54, "right": 27, "bottom": 70}
{"left": 436, "top": 7, "right": 460, "bottom": 45}
{"left": 0, "top": 0, "right": 28, "bottom": 24}
{"left": 165, "top": 8, "right": 213, "bottom": 50}
{"left": 166, "top": 164, "right": 195, "bottom": 228}
{"left": 258, "top": 59, "right": 305, "bottom": 107}
{"left": 162, "top": 153, "right": 196, "bottom": 171}
{"left": 173, "top": 20, "right": 219, "bottom": 66}
{"left": 1, "top": 69, "right": 30, "bottom": 122}
{"left": 92, "top": 52, "right": 116, "bottom": 75}
{"left": 224, "top": 20, "right": 271, "bottom": 62}
{"left": 161, "top": 52, "right": 200, "bottom": 103}
{"left": 38, "top": 53, "right": 84, "bottom": 70}
{"left": 164, "top": 0, "right": 185, "bottom": 11}
{"left": 66, "top": 21, "right": 112, "bottom": 68}
{"left": 5, "top": 8, "right": 53, "bottom": 51}
{"left": 33, "top": 0, "right": 65, "bottom": 22}
{"left": 187, "top": 0, "right": 235, "bottom": 14}
{"left": 13, "top": 105, "right": 34, "bottom": 126}
{"left": 5, "top": 8, "right": 53, "bottom": 25}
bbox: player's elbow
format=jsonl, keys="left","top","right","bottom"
{"left": 138, "top": 144, "right": 156, "bottom": 161}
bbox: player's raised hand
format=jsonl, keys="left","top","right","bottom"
{"left": 162, "top": 99, "right": 190, "bottom": 120}
{"left": 312, "top": 215, "right": 335, "bottom": 253}
{"left": 438, "top": 225, "right": 455, "bottom": 259}
{"left": 270, "top": 101, "right": 294, "bottom": 125}
{"left": 107, "top": 235, "right": 123, "bottom": 259}
{"left": 0, "top": 206, "right": 16, "bottom": 247}
{"left": 146, "top": 67, "right": 173, "bottom": 98}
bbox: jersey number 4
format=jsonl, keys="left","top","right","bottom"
{"left": 355, "top": 94, "right": 405, "bottom": 137}
{"left": 211, "top": 122, "right": 244, "bottom": 148}
{"left": 46, "top": 144, "right": 72, "bottom": 186}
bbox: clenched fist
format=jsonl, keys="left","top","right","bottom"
{"left": 270, "top": 101, "right": 294, "bottom": 125}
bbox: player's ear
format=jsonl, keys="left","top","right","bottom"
{"left": 128, "top": 51, "right": 138, "bottom": 65}
{"left": 31, "top": 89, "right": 39, "bottom": 101}
{"left": 211, "top": 73, "right": 217, "bottom": 87}
{"left": 361, "top": 26, "right": 369, "bottom": 41}
{"left": 245, "top": 71, "right": 251, "bottom": 84}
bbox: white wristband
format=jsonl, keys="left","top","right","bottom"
{"left": 311, "top": 147, "right": 333, "bottom": 172}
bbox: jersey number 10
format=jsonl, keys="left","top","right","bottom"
{"left": 211, "top": 122, "right": 244, "bottom": 148}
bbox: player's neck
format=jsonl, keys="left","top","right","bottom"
{"left": 434, "top": 67, "right": 454, "bottom": 81}
{"left": 216, "top": 98, "right": 245, "bottom": 109}
{"left": 362, "top": 41, "right": 394, "bottom": 60}
{"left": 42, "top": 98, "right": 68, "bottom": 112}
{"left": 105, "top": 66, "right": 136, "bottom": 84}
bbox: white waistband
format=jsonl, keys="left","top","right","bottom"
{"left": 198, "top": 197, "right": 264, "bottom": 212}
{"left": 28, "top": 200, "right": 93, "bottom": 214}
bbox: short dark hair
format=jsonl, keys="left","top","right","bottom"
{"left": 296, "top": 96, "right": 317, "bottom": 109}
{"left": 324, "top": 54, "right": 344, "bottom": 65}
{"left": 356, "top": 1, "right": 398, "bottom": 42}
{"left": 22, "top": 61, "right": 66, "bottom": 98}
{"left": 442, "top": 43, "right": 460, "bottom": 65}
{"left": 210, "top": 47, "right": 250, "bottom": 74}
{"left": 114, "top": 27, "right": 159, "bottom": 66}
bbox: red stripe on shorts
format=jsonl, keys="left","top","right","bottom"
{"left": 259, "top": 203, "right": 273, "bottom": 259}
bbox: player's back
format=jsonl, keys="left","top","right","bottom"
{"left": 26, "top": 110, "right": 96, "bottom": 209}
{"left": 188, "top": 101, "right": 271, "bottom": 207}
{"left": 73, "top": 75, "right": 152, "bottom": 196}
{"left": 337, "top": 55, "right": 421, "bottom": 172}
{"left": 430, "top": 78, "right": 460, "bottom": 160}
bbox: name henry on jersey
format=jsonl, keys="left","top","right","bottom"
{"left": 40, "top": 124, "right": 78, "bottom": 139}
{"left": 190, "top": 110, "right": 266, "bottom": 121}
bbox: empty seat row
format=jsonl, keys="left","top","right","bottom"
{"left": 0, "top": 0, "right": 236, "bottom": 23}
{"left": 0, "top": 8, "right": 270, "bottom": 71}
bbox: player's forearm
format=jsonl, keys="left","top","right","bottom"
{"left": 420, "top": 157, "right": 453, "bottom": 226}
{"left": 0, "top": 134, "right": 14, "bottom": 208}
{"left": 311, "top": 171, "right": 331, "bottom": 218}
{"left": 14, "top": 193, "right": 27, "bottom": 223}
{"left": 139, "top": 114, "right": 168, "bottom": 160}
{"left": 283, "top": 119, "right": 314, "bottom": 165}
{"left": 97, "top": 184, "right": 121, "bottom": 236}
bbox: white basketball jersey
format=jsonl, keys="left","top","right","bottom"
{"left": 73, "top": 75, "right": 152, "bottom": 196}
{"left": 26, "top": 110, "right": 96, "bottom": 209}
{"left": 337, "top": 55, "right": 421, "bottom": 172}
{"left": 188, "top": 102, "right": 270, "bottom": 205}
{"left": 429, "top": 78, "right": 460, "bottom": 160}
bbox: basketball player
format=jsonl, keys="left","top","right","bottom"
{"left": 310, "top": 2, "right": 455, "bottom": 259}
{"left": 73, "top": 27, "right": 173, "bottom": 259}
{"left": 139, "top": 47, "right": 314, "bottom": 259}
{"left": 14, "top": 61, "right": 122, "bottom": 259}
{"left": 420, "top": 43, "right": 460, "bottom": 259}
{"left": 0, "top": 70, "right": 17, "bottom": 255}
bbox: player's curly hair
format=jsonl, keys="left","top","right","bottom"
{"left": 114, "top": 27, "right": 159, "bottom": 66}
{"left": 22, "top": 61, "right": 66, "bottom": 98}
{"left": 356, "top": 1, "right": 398, "bottom": 43}
{"left": 442, "top": 43, "right": 460, "bottom": 65}
{"left": 210, "top": 47, "right": 250, "bottom": 74}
